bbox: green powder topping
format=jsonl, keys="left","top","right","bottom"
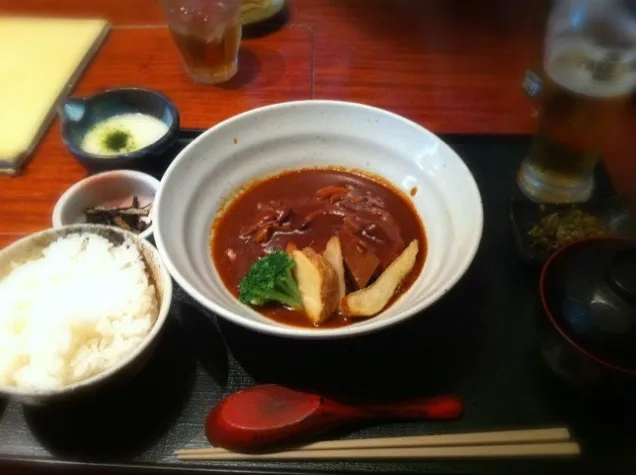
{"left": 101, "top": 130, "right": 134, "bottom": 152}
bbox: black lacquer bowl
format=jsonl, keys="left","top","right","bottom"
{"left": 538, "top": 236, "right": 636, "bottom": 389}
{"left": 59, "top": 88, "right": 180, "bottom": 172}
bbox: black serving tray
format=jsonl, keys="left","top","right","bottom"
{"left": 1, "top": 132, "right": 635, "bottom": 475}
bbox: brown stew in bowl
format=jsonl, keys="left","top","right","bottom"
{"left": 211, "top": 168, "right": 426, "bottom": 328}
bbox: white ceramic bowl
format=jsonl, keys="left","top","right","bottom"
{"left": 154, "top": 100, "right": 483, "bottom": 339}
{"left": 0, "top": 224, "right": 173, "bottom": 404}
{"left": 52, "top": 170, "right": 159, "bottom": 240}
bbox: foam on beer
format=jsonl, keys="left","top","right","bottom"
{"left": 546, "top": 38, "right": 636, "bottom": 97}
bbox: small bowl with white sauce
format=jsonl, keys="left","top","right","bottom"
{"left": 59, "top": 88, "right": 180, "bottom": 171}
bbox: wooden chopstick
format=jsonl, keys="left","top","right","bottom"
{"left": 176, "top": 427, "right": 571, "bottom": 455}
{"left": 177, "top": 442, "right": 580, "bottom": 460}
{"left": 176, "top": 427, "right": 577, "bottom": 460}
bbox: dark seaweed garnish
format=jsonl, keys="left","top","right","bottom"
{"left": 84, "top": 197, "right": 151, "bottom": 234}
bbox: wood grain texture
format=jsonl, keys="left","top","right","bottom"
{"left": 0, "top": 0, "right": 634, "bottom": 232}
{"left": 304, "top": 0, "right": 546, "bottom": 133}
{"left": 72, "top": 26, "right": 313, "bottom": 127}
{"left": 0, "top": 25, "right": 312, "bottom": 235}
{"left": 0, "top": 0, "right": 165, "bottom": 25}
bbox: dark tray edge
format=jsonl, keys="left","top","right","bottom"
{"left": 0, "top": 456, "right": 354, "bottom": 475}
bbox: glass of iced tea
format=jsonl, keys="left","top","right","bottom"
{"left": 161, "top": 0, "right": 242, "bottom": 84}
{"left": 518, "top": 0, "right": 636, "bottom": 203}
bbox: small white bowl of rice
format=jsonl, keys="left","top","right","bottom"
{"left": 0, "top": 224, "right": 172, "bottom": 405}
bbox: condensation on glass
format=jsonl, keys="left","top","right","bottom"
{"left": 161, "top": 0, "right": 242, "bottom": 84}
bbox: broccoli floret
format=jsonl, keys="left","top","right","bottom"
{"left": 239, "top": 251, "right": 302, "bottom": 309}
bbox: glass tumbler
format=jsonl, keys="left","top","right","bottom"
{"left": 161, "top": 0, "right": 242, "bottom": 84}
{"left": 517, "top": 0, "right": 636, "bottom": 203}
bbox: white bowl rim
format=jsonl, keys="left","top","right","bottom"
{"left": 52, "top": 170, "right": 160, "bottom": 241}
{"left": 0, "top": 224, "right": 173, "bottom": 397}
{"left": 154, "top": 99, "right": 483, "bottom": 339}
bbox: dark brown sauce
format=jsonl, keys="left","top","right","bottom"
{"left": 211, "top": 168, "right": 427, "bottom": 328}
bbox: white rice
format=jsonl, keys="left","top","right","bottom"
{"left": 0, "top": 233, "right": 159, "bottom": 390}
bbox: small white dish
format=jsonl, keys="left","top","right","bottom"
{"left": 52, "top": 170, "right": 159, "bottom": 240}
{"left": 154, "top": 100, "right": 484, "bottom": 339}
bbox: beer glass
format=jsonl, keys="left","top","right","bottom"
{"left": 518, "top": 0, "right": 636, "bottom": 203}
{"left": 161, "top": 0, "right": 242, "bottom": 84}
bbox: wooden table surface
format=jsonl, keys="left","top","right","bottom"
{"left": 0, "top": 0, "right": 634, "bottom": 473}
{"left": 0, "top": 0, "right": 634, "bottom": 251}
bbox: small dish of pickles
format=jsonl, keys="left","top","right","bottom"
{"left": 509, "top": 196, "right": 636, "bottom": 266}
{"left": 52, "top": 170, "right": 159, "bottom": 240}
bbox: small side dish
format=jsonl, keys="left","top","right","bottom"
{"left": 53, "top": 170, "right": 159, "bottom": 240}
{"left": 212, "top": 168, "right": 426, "bottom": 328}
{"left": 0, "top": 232, "right": 159, "bottom": 390}
{"left": 528, "top": 208, "right": 609, "bottom": 253}
{"left": 508, "top": 197, "right": 636, "bottom": 266}
{"left": 59, "top": 88, "right": 180, "bottom": 172}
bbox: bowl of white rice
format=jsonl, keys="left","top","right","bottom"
{"left": 0, "top": 224, "right": 172, "bottom": 405}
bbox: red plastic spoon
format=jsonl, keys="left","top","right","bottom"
{"left": 206, "top": 384, "right": 463, "bottom": 451}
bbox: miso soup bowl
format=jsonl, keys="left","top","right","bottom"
{"left": 154, "top": 101, "right": 483, "bottom": 339}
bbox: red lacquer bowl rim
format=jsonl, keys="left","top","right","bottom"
{"left": 539, "top": 235, "right": 636, "bottom": 376}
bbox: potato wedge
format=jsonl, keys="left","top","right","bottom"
{"left": 292, "top": 247, "right": 340, "bottom": 325}
{"left": 342, "top": 240, "right": 419, "bottom": 317}
{"left": 323, "top": 236, "right": 346, "bottom": 309}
